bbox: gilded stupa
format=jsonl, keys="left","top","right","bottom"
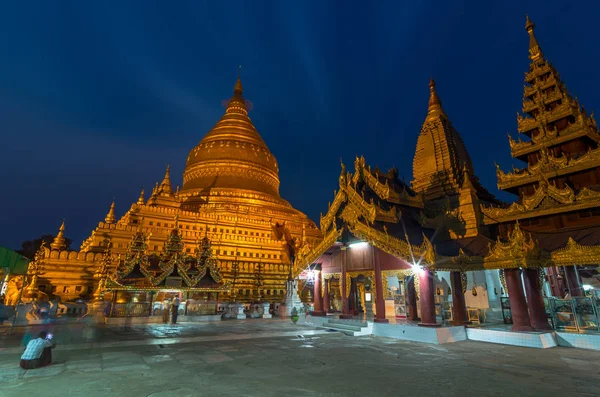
{"left": 22, "top": 76, "right": 322, "bottom": 303}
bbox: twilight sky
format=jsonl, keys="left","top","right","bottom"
{"left": 1, "top": 1, "right": 599, "bottom": 250}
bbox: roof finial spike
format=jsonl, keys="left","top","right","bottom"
{"left": 51, "top": 220, "right": 67, "bottom": 250}
{"left": 427, "top": 77, "right": 443, "bottom": 115}
{"left": 234, "top": 66, "right": 243, "bottom": 94}
{"left": 525, "top": 14, "right": 543, "bottom": 60}
{"left": 158, "top": 164, "right": 173, "bottom": 195}
{"left": 105, "top": 200, "right": 116, "bottom": 224}
{"left": 137, "top": 187, "right": 145, "bottom": 205}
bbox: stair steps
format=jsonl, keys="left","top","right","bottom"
{"left": 317, "top": 318, "right": 372, "bottom": 336}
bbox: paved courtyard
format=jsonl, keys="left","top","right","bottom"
{"left": 1, "top": 320, "right": 600, "bottom": 397}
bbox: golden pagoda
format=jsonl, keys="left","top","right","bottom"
{"left": 17, "top": 76, "right": 321, "bottom": 303}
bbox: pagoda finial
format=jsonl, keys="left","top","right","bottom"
{"left": 234, "top": 65, "right": 243, "bottom": 94}
{"left": 104, "top": 200, "right": 116, "bottom": 224}
{"left": 50, "top": 220, "right": 67, "bottom": 250}
{"left": 525, "top": 15, "right": 543, "bottom": 60}
{"left": 427, "top": 78, "right": 445, "bottom": 119}
{"left": 158, "top": 165, "right": 173, "bottom": 195}
{"left": 137, "top": 187, "right": 145, "bottom": 205}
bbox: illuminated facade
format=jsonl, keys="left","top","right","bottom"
{"left": 295, "top": 17, "right": 600, "bottom": 330}
{"left": 7, "top": 77, "right": 321, "bottom": 305}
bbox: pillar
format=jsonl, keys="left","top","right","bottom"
{"left": 505, "top": 268, "right": 534, "bottom": 331}
{"left": 523, "top": 268, "right": 552, "bottom": 331}
{"left": 349, "top": 278, "right": 359, "bottom": 314}
{"left": 340, "top": 247, "right": 352, "bottom": 319}
{"left": 418, "top": 268, "right": 440, "bottom": 327}
{"left": 407, "top": 276, "right": 419, "bottom": 321}
{"left": 148, "top": 292, "right": 155, "bottom": 316}
{"left": 373, "top": 248, "right": 388, "bottom": 323}
{"left": 450, "top": 272, "right": 469, "bottom": 325}
{"left": 323, "top": 278, "right": 331, "bottom": 313}
{"left": 312, "top": 268, "right": 325, "bottom": 316}
{"left": 564, "top": 266, "right": 584, "bottom": 297}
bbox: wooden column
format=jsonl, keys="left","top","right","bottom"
{"left": 373, "top": 247, "right": 388, "bottom": 323}
{"left": 564, "top": 266, "right": 584, "bottom": 297}
{"left": 148, "top": 292, "right": 155, "bottom": 316}
{"left": 349, "top": 278, "right": 359, "bottom": 314}
{"left": 418, "top": 268, "right": 439, "bottom": 327}
{"left": 340, "top": 247, "right": 352, "bottom": 319}
{"left": 323, "top": 279, "right": 331, "bottom": 313}
{"left": 523, "top": 268, "right": 552, "bottom": 330}
{"left": 505, "top": 268, "right": 534, "bottom": 331}
{"left": 450, "top": 271, "right": 469, "bottom": 325}
{"left": 407, "top": 276, "right": 419, "bottom": 321}
{"left": 312, "top": 267, "right": 325, "bottom": 316}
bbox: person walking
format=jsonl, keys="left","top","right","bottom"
{"left": 20, "top": 331, "right": 56, "bottom": 369}
{"left": 172, "top": 296, "right": 180, "bottom": 324}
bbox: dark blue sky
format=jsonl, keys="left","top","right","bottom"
{"left": 1, "top": 1, "right": 599, "bottom": 250}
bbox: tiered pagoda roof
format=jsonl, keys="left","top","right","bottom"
{"left": 106, "top": 219, "right": 230, "bottom": 293}
{"left": 485, "top": 16, "right": 600, "bottom": 225}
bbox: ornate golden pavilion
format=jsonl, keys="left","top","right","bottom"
{"left": 11, "top": 76, "right": 321, "bottom": 304}
{"left": 292, "top": 17, "right": 600, "bottom": 330}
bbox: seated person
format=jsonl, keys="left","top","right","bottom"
{"left": 20, "top": 331, "right": 56, "bottom": 369}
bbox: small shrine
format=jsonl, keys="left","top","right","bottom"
{"left": 102, "top": 219, "right": 230, "bottom": 317}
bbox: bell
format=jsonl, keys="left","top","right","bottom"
{"left": 472, "top": 286, "right": 478, "bottom": 296}
{"left": 436, "top": 286, "right": 441, "bottom": 295}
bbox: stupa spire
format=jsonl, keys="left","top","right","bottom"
{"left": 234, "top": 65, "right": 243, "bottom": 94}
{"left": 525, "top": 15, "right": 543, "bottom": 61}
{"left": 137, "top": 188, "right": 145, "bottom": 205}
{"left": 50, "top": 220, "right": 67, "bottom": 250}
{"left": 158, "top": 165, "right": 173, "bottom": 195}
{"left": 104, "top": 200, "right": 116, "bottom": 224}
{"left": 226, "top": 69, "right": 248, "bottom": 115}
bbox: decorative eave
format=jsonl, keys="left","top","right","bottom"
{"left": 550, "top": 237, "right": 600, "bottom": 266}
{"left": 434, "top": 249, "right": 484, "bottom": 272}
{"left": 497, "top": 147, "right": 600, "bottom": 190}
{"left": 104, "top": 278, "right": 231, "bottom": 293}
{"left": 482, "top": 223, "right": 543, "bottom": 269}
{"left": 320, "top": 189, "right": 346, "bottom": 231}
{"left": 294, "top": 225, "right": 343, "bottom": 277}
{"left": 345, "top": 219, "right": 435, "bottom": 268}
{"left": 482, "top": 185, "right": 600, "bottom": 224}
{"left": 355, "top": 156, "right": 424, "bottom": 208}
{"left": 510, "top": 115, "right": 600, "bottom": 158}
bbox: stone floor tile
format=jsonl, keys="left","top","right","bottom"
{"left": 23, "top": 363, "right": 65, "bottom": 377}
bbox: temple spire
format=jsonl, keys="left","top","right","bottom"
{"left": 426, "top": 78, "right": 445, "bottom": 120}
{"left": 104, "top": 200, "right": 116, "bottom": 224}
{"left": 50, "top": 220, "right": 67, "bottom": 250}
{"left": 525, "top": 15, "right": 543, "bottom": 61}
{"left": 234, "top": 65, "right": 243, "bottom": 94}
{"left": 137, "top": 188, "right": 145, "bottom": 205}
{"left": 158, "top": 165, "right": 173, "bottom": 195}
{"left": 226, "top": 70, "right": 248, "bottom": 115}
